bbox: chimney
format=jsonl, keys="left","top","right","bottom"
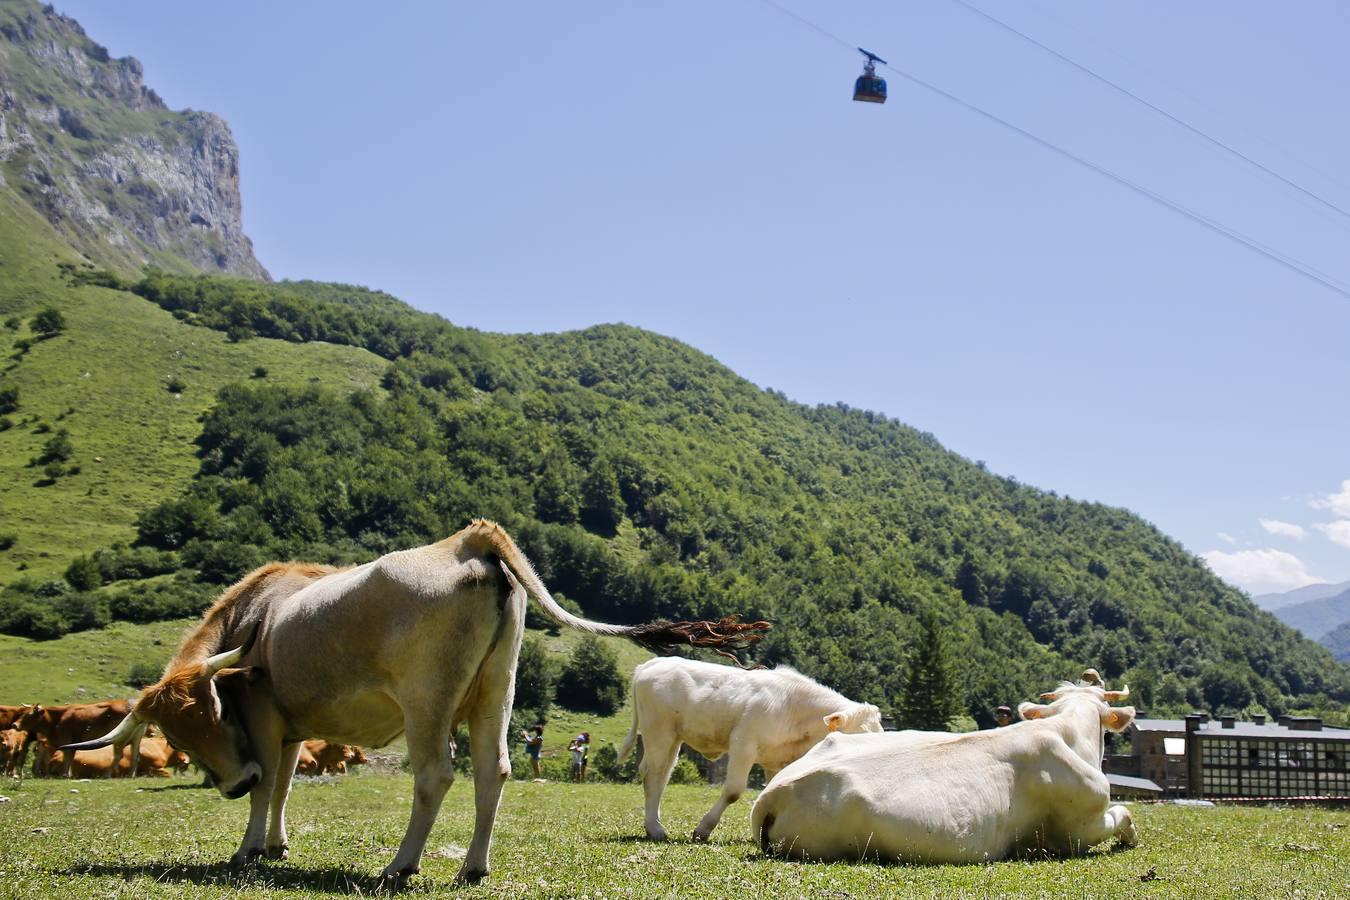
{"left": 1220, "top": 716, "right": 1235, "bottom": 729}
{"left": 1252, "top": 714, "right": 1266, "bottom": 726}
{"left": 1288, "top": 717, "right": 1323, "bottom": 732}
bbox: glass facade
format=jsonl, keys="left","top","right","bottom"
{"left": 1199, "top": 736, "right": 1349, "bottom": 798}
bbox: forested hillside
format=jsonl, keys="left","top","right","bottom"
{"left": 3, "top": 266, "right": 1344, "bottom": 726}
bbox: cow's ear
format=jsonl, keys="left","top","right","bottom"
{"left": 823, "top": 712, "right": 846, "bottom": 733}
{"left": 1102, "top": 706, "right": 1136, "bottom": 733}
{"left": 1018, "top": 702, "right": 1053, "bottom": 720}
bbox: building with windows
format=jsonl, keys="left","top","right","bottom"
{"left": 1117, "top": 714, "right": 1350, "bottom": 800}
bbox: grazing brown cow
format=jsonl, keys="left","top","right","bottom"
{"left": 303, "top": 740, "right": 366, "bottom": 775}
{"left": 67, "top": 520, "right": 768, "bottom": 885}
{"left": 0, "top": 704, "right": 31, "bottom": 731}
{"left": 1, "top": 727, "right": 29, "bottom": 777}
{"left": 21, "top": 701, "right": 147, "bottom": 778}
{"left": 44, "top": 736, "right": 178, "bottom": 778}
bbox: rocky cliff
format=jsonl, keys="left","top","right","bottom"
{"left": 0, "top": 0, "right": 268, "bottom": 278}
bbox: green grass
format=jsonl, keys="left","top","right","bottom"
{"left": 0, "top": 617, "right": 195, "bottom": 705}
{"left": 0, "top": 187, "right": 389, "bottom": 586}
{"left": 0, "top": 775, "right": 1343, "bottom": 897}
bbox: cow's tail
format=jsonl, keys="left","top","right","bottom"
{"left": 618, "top": 702, "right": 639, "bottom": 761}
{"left": 465, "top": 519, "right": 770, "bottom": 662}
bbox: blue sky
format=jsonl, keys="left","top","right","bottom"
{"left": 54, "top": 0, "right": 1350, "bottom": 595}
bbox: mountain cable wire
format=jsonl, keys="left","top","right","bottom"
{"left": 753, "top": 0, "right": 1350, "bottom": 302}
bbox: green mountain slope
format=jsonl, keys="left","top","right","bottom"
{"left": 0, "top": 188, "right": 387, "bottom": 585}
{"left": 3, "top": 264, "right": 1340, "bottom": 725}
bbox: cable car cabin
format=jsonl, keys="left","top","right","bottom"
{"left": 853, "top": 72, "right": 887, "bottom": 103}
{"left": 853, "top": 48, "right": 887, "bottom": 104}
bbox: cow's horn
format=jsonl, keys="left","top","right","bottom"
{"left": 202, "top": 622, "right": 259, "bottom": 676}
{"left": 1104, "top": 685, "right": 1130, "bottom": 702}
{"left": 59, "top": 709, "right": 141, "bottom": 753}
{"left": 1039, "top": 691, "right": 1060, "bottom": 701}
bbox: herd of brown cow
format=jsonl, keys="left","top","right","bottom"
{"left": 0, "top": 702, "right": 363, "bottom": 780}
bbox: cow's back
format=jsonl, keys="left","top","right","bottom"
{"left": 754, "top": 731, "right": 1028, "bottom": 863}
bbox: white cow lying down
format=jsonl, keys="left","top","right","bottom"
{"left": 752, "top": 673, "right": 1137, "bottom": 862}
{"left": 619, "top": 657, "right": 882, "bottom": 841}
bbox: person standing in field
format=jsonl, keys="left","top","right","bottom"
{"left": 522, "top": 725, "right": 544, "bottom": 778}
{"left": 568, "top": 732, "right": 590, "bottom": 782}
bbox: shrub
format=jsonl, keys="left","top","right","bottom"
{"left": 166, "top": 376, "right": 186, "bottom": 394}
{"left": 590, "top": 742, "right": 639, "bottom": 783}
{"left": 0, "top": 534, "right": 14, "bottom": 551}
{"left": 0, "top": 588, "right": 69, "bottom": 639}
{"left": 53, "top": 591, "right": 110, "bottom": 632}
{"left": 182, "top": 539, "right": 262, "bottom": 584}
{"left": 126, "top": 661, "right": 163, "bottom": 689}
{"left": 29, "top": 307, "right": 66, "bottom": 338}
{"left": 107, "top": 579, "right": 210, "bottom": 623}
{"left": 555, "top": 634, "right": 627, "bottom": 715}
{"left": 136, "top": 497, "right": 219, "bottom": 550}
{"left": 668, "top": 757, "right": 702, "bottom": 785}
{"left": 252, "top": 366, "right": 268, "bottom": 379}
{"left": 65, "top": 555, "right": 103, "bottom": 590}
{"left": 0, "top": 416, "right": 12, "bottom": 431}
{"left": 3, "top": 316, "right": 19, "bottom": 330}
{"left": 0, "top": 385, "right": 17, "bottom": 414}
{"left": 36, "top": 428, "right": 73, "bottom": 465}
{"left": 514, "top": 635, "right": 559, "bottom": 712}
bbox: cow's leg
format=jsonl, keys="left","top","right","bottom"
{"left": 125, "top": 721, "right": 146, "bottom": 778}
{"left": 459, "top": 694, "right": 513, "bottom": 883}
{"left": 382, "top": 714, "right": 456, "bottom": 886}
{"left": 1074, "top": 804, "right": 1137, "bottom": 850}
{"left": 638, "top": 732, "right": 681, "bottom": 841}
{"left": 265, "top": 742, "right": 304, "bottom": 860}
{"left": 693, "top": 747, "right": 755, "bottom": 842}
{"left": 231, "top": 739, "right": 286, "bottom": 866}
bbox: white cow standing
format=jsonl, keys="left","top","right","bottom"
{"left": 619, "top": 657, "right": 882, "bottom": 841}
{"left": 752, "top": 671, "right": 1137, "bottom": 862}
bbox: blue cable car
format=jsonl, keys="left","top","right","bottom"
{"left": 853, "top": 48, "right": 887, "bottom": 104}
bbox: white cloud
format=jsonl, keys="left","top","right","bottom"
{"left": 1200, "top": 548, "right": 1320, "bottom": 595}
{"left": 1259, "top": 519, "right": 1306, "bottom": 540}
{"left": 1314, "top": 520, "right": 1350, "bottom": 550}
{"left": 1311, "top": 479, "right": 1350, "bottom": 518}
{"left": 1217, "top": 532, "right": 1237, "bottom": 545}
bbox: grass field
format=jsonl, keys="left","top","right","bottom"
{"left": 0, "top": 774, "right": 1344, "bottom": 898}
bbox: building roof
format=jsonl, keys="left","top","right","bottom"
{"left": 1131, "top": 718, "right": 1350, "bottom": 742}
{"left": 1107, "top": 774, "right": 1163, "bottom": 794}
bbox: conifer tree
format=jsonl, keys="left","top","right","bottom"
{"left": 897, "top": 611, "right": 960, "bottom": 731}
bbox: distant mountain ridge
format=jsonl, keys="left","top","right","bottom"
{"left": 1271, "top": 588, "right": 1350, "bottom": 639}
{"left": 0, "top": 0, "right": 267, "bottom": 278}
{"left": 1253, "top": 581, "right": 1350, "bottom": 612}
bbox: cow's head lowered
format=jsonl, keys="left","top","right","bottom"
{"left": 824, "top": 702, "right": 884, "bottom": 735}
{"left": 61, "top": 630, "right": 266, "bottom": 799}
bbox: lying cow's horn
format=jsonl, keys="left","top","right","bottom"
{"left": 1039, "top": 691, "right": 1060, "bottom": 701}
{"left": 59, "top": 709, "right": 141, "bottom": 753}
{"left": 1080, "top": 668, "right": 1103, "bottom": 686}
{"left": 202, "top": 622, "right": 259, "bottom": 676}
{"left": 1104, "top": 685, "right": 1130, "bottom": 702}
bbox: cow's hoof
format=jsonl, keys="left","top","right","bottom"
{"left": 691, "top": 830, "right": 712, "bottom": 843}
{"left": 229, "top": 847, "right": 265, "bottom": 868}
{"left": 455, "top": 866, "right": 489, "bottom": 885}
{"left": 645, "top": 829, "right": 669, "bottom": 842}
{"left": 378, "top": 864, "right": 419, "bottom": 891}
{"left": 265, "top": 843, "right": 289, "bottom": 861}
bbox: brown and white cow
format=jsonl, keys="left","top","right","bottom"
{"left": 619, "top": 657, "right": 882, "bottom": 841}
{"left": 752, "top": 669, "right": 1138, "bottom": 862}
{"left": 65, "top": 520, "right": 767, "bottom": 886}
{"left": 20, "top": 701, "right": 147, "bottom": 778}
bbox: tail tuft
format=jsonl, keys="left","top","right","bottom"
{"left": 627, "top": 617, "right": 772, "bottom": 667}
